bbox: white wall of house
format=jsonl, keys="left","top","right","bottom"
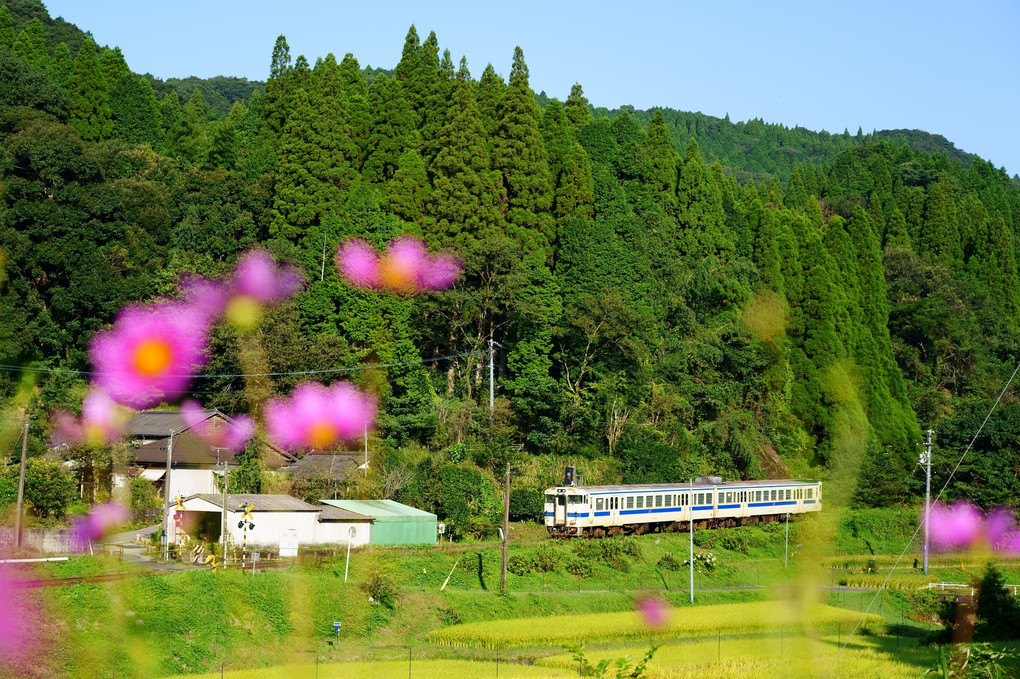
{"left": 315, "top": 521, "right": 371, "bottom": 547}
{"left": 225, "top": 510, "right": 319, "bottom": 549}
{"left": 166, "top": 469, "right": 218, "bottom": 499}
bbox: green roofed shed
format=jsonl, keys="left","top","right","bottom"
{"left": 320, "top": 499, "right": 436, "bottom": 545}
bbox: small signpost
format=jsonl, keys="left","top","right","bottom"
{"left": 333, "top": 620, "right": 341, "bottom": 644}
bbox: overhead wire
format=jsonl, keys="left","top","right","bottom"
{"left": 0, "top": 350, "right": 486, "bottom": 380}
{"left": 823, "top": 359, "right": 1020, "bottom": 678}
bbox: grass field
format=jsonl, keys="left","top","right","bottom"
{"left": 429, "top": 601, "right": 884, "bottom": 648}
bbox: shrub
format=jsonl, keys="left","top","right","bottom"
{"left": 509, "top": 487, "right": 544, "bottom": 522}
{"left": 657, "top": 553, "right": 683, "bottom": 572}
{"left": 533, "top": 545, "right": 560, "bottom": 572}
{"left": 507, "top": 554, "right": 536, "bottom": 576}
{"left": 566, "top": 558, "right": 595, "bottom": 578}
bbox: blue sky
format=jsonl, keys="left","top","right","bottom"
{"left": 43, "top": 0, "right": 1020, "bottom": 176}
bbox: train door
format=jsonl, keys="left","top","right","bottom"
{"left": 555, "top": 492, "right": 568, "bottom": 526}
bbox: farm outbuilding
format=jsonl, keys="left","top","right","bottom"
{"left": 320, "top": 499, "right": 436, "bottom": 546}
{"left": 177, "top": 494, "right": 321, "bottom": 552}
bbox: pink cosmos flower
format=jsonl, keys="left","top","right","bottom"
{"left": 70, "top": 501, "right": 129, "bottom": 551}
{"left": 638, "top": 596, "right": 669, "bottom": 628}
{"left": 336, "top": 236, "right": 462, "bottom": 293}
{"left": 180, "top": 400, "right": 255, "bottom": 453}
{"left": 90, "top": 301, "right": 211, "bottom": 409}
{"left": 50, "top": 389, "right": 129, "bottom": 447}
{"left": 232, "top": 250, "right": 303, "bottom": 304}
{"left": 420, "top": 254, "right": 463, "bottom": 290}
{"left": 0, "top": 568, "right": 29, "bottom": 661}
{"left": 179, "top": 274, "right": 230, "bottom": 321}
{"left": 336, "top": 239, "right": 382, "bottom": 289}
{"left": 263, "top": 382, "right": 376, "bottom": 452}
{"left": 926, "top": 501, "right": 1020, "bottom": 552}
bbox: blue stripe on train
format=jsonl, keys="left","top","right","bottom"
{"left": 748, "top": 501, "right": 797, "bottom": 508}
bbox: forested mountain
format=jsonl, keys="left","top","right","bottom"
{"left": 2, "top": 2, "right": 1019, "bottom": 523}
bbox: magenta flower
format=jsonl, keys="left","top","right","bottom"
{"left": 336, "top": 236, "right": 462, "bottom": 293}
{"left": 181, "top": 400, "right": 255, "bottom": 453}
{"left": 638, "top": 596, "right": 669, "bottom": 628}
{"left": 70, "top": 501, "right": 129, "bottom": 551}
{"left": 263, "top": 382, "right": 376, "bottom": 452}
{"left": 232, "top": 250, "right": 303, "bottom": 304}
{"left": 337, "top": 239, "right": 382, "bottom": 289}
{"left": 420, "top": 253, "right": 462, "bottom": 290}
{"left": 90, "top": 301, "right": 211, "bottom": 409}
{"left": 0, "top": 569, "right": 29, "bottom": 661}
{"left": 179, "top": 274, "right": 230, "bottom": 321}
{"left": 926, "top": 501, "right": 1020, "bottom": 552}
{"left": 50, "top": 389, "right": 129, "bottom": 447}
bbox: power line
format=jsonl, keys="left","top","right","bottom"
{"left": 0, "top": 350, "right": 485, "bottom": 380}
{"left": 824, "top": 359, "right": 1020, "bottom": 678}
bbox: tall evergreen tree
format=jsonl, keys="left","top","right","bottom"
{"left": 48, "top": 41, "right": 73, "bottom": 86}
{"left": 675, "top": 138, "right": 732, "bottom": 261}
{"left": 645, "top": 110, "right": 680, "bottom": 216}
{"left": 884, "top": 208, "right": 911, "bottom": 250}
{"left": 386, "top": 148, "right": 431, "bottom": 226}
{"left": 564, "top": 82, "right": 592, "bottom": 131}
{"left": 475, "top": 63, "right": 505, "bottom": 138}
{"left": 784, "top": 163, "right": 809, "bottom": 211}
{"left": 362, "top": 75, "right": 418, "bottom": 183}
{"left": 263, "top": 35, "right": 293, "bottom": 137}
{"left": 110, "top": 74, "right": 162, "bottom": 145}
{"left": 0, "top": 5, "right": 14, "bottom": 50}
{"left": 67, "top": 38, "right": 113, "bottom": 141}
{"left": 426, "top": 74, "right": 506, "bottom": 247}
{"left": 540, "top": 98, "right": 572, "bottom": 183}
{"left": 554, "top": 143, "right": 595, "bottom": 225}
{"left": 492, "top": 46, "right": 555, "bottom": 255}
{"left": 13, "top": 18, "right": 48, "bottom": 70}
{"left": 921, "top": 175, "right": 962, "bottom": 266}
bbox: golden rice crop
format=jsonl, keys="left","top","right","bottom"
{"left": 173, "top": 659, "right": 561, "bottom": 679}
{"left": 429, "top": 601, "right": 883, "bottom": 648}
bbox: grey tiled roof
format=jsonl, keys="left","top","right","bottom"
{"left": 189, "top": 494, "right": 321, "bottom": 512}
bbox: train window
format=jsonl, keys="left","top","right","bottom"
{"left": 786, "top": 490, "right": 791, "bottom": 500}
{"left": 655, "top": 495, "right": 662, "bottom": 508}
{"left": 807, "top": 489, "right": 813, "bottom": 499}
{"left": 646, "top": 495, "right": 652, "bottom": 507}
{"left": 756, "top": 491, "right": 762, "bottom": 502}
{"left": 636, "top": 496, "right": 644, "bottom": 509}
{"left": 545, "top": 494, "right": 555, "bottom": 503}
{"left": 596, "top": 498, "right": 604, "bottom": 511}
{"left": 626, "top": 496, "right": 633, "bottom": 509}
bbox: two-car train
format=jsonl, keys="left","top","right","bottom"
{"left": 544, "top": 474, "right": 822, "bottom": 537}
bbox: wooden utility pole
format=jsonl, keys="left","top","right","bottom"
{"left": 162, "top": 430, "right": 175, "bottom": 560}
{"left": 14, "top": 412, "right": 29, "bottom": 548}
{"left": 499, "top": 461, "right": 510, "bottom": 592}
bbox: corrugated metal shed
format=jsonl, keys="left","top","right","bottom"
{"left": 320, "top": 499, "right": 436, "bottom": 545}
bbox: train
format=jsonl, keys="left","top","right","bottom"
{"left": 543, "top": 471, "right": 822, "bottom": 537}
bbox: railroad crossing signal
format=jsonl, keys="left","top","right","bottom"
{"left": 241, "top": 504, "right": 254, "bottom": 521}
{"left": 205, "top": 554, "right": 218, "bottom": 572}
{"left": 174, "top": 496, "right": 185, "bottom": 511}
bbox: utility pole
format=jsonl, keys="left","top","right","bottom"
{"left": 488, "top": 338, "right": 495, "bottom": 437}
{"left": 221, "top": 457, "right": 229, "bottom": 565}
{"left": 14, "top": 412, "right": 28, "bottom": 548}
{"left": 689, "top": 478, "right": 694, "bottom": 603}
{"left": 162, "top": 429, "right": 175, "bottom": 561}
{"left": 499, "top": 461, "right": 510, "bottom": 592}
{"left": 918, "top": 429, "right": 934, "bottom": 574}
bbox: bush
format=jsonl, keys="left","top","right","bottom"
{"left": 361, "top": 565, "right": 400, "bottom": 609}
{"left": 507, "top": 554, "right": 536, "bottom": 576}
{"left": 509, "top": 487, "right": 544, "bottom": 523}
{"left": 0, "top": 459, "right": 76, "bottom": 519}
{"left": 572, "top": 539, "right": 633, "bottom": 573}
{"left": 533, "top": 545, "right": 560, "bottom": 572}
{"left": 657, "top": 553, "right": 683, "bottom": 572}
{"left": 566, "top": 557, "right": 595, "bottom": 578}
{"left": 130, "top": 478, "right": 162, "bottom": 510}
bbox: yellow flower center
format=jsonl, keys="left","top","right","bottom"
{"left": 308, "top": 422, "right": 337, "bottom": 450}
{"left": 380, "top": 259, "right": 417, "bottom": 291}
{"left": 133, "top": 339, "right": 173, "bottom": 377}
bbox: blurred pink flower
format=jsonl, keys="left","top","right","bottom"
{"left": 336, "top": 236, "right": 461, "bottom": 293}
{"left": 638, "top": 596, "right": 668, "bottom": 628}
{"left": 181, "top": 400, "right": 255, "bottom": 453}
{"left": 232, "top": 250, "right": 303, "bottom": 303}
{"left": 336, "top": 239, "right": 382, "bottom": 289}
{"left": 70, "top": 501, "right": 129, "bottom": 551}
{"left": 0, "top": 569, "right": 29, "bottom": 661}
{"left": 179, "top": 274, "right": 230, "bottom": 321}
{"left": 50, "top": 389, "right": 129, "bottom": 447}
{"left": 263, "top": 382, "right": 376, "bottom": 452}
{"left": 90, "top": 302, "right": 211, "bottom": 409}
{"left": 926, "top": 501, "right": 1020, "bottom": 552}
{"left": 420, "top": 254, "right": 462, "bottom": 291}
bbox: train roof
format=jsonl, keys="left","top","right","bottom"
{"left": 545, "top": 479, "right": 820, "bottom": 493}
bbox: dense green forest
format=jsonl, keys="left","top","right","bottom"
{"left": 2, "top": 1, "right": 1019, "bottom": 530}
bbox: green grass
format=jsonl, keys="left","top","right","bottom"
{"left": 429, "top": 602, "right": 884, "bottom": 648}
